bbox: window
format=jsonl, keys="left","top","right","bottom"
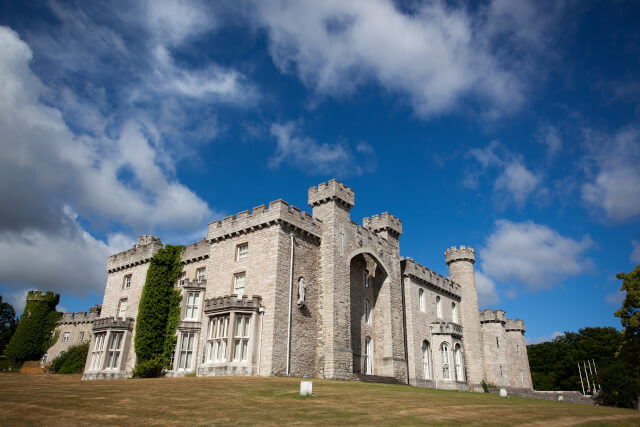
{"left": 233, "top": 314, "right": 251, "bottom": 362}
{"left": 516, "top": 344, "right": 520, "bottom": 354}
{"left": 436, "top": 296, "right": 442, "bottom": 319}
{"left": 418, "top": 289, "right": 425, "bottom": 312}
{"left": 454, "top": 344, "right": 463, "bottom": 381}
{"left": 78, "top": 331, "right": 84, "bottom": 343}
{"left": 206, "top": 315, "right": 229, "bottom": 362}
{"left": 364, "top": 336, "right": 373, "bottom": 375}
{"left": 178, "top": 332, "right": 195, "bottom": 370}
{"left": 90, "top": 333, "right": 106, "bottom": 370}
{"left": 123, "top": 274, "right": 132, "bottom": 289}
{"left": 237, "top": 243, "right": 248, "bottom": 261}
{"left": 441, "top": 343, "right": 451, "bottom": 380}
{"left": 364, "top": 299, "right": 372, "bottom": 326}
{"left": 452, "top": 302, "right": 458, "bottom": 323}
{"left": 196, "top": 267, "right": 206, "bottom": 282}
{"left": 118, "top": 299, "right": 128, "bottom": 319}
{"left": 500, "top": 365, "right": 503, "bottom": 377}
{"left": 234, "top": 272, "right": 246, "bottom": 297}
{"left": 105, "top": 332, "right": 124, "bottom": 369}
{"left": 62, "top": 332, "right": 70, "bottom": 344}
{"left": 185, "top": 292, "right": 200, "bottom": 320}
{"left": 520, "top": 370, "right": 524, "bottom": 383}
{"left": 364, "top": 270, "right": 370, "bottom": 288}
{"left": 179, "top": 271, "right": 187, "bottom": 286}
{"left": 496, "top": 337, "right": 500, "bottom": 348}
{"left": 422, "top": 341, "right": 430, "bottom": 380}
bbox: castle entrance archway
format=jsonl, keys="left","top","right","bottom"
{"left": 349, "top": 251, "right": 391, "bottom": 376}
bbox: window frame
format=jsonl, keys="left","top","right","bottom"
{"left": 90, "top": 333, "right": 106, "bottom": 371}
{"left": 117, "top": 298, "right": 128, "bottom": 320}
{"left": 232, "top": 314, "right": 251, "bottom": 362}
{"left": 185, "top": 291, "right": 200, "bottom": 320}
{"left": 422, "top": 340, "right": 431, "bottom": 380}
{"left": 206, "top": 315, "right": 229, "bottom": 362}
{"left": 123, "top": 274, "right": 132, "bottom": 289}
{"left": 364, "top": 335, "right": 373, "bottom": 375}
{"left": 441, "top": 343, "right": 451, "bottom": 380}
{"left": 451, "top": 302, "right": 457, "bottom": 323}
{"left": 364, "top": 299, "right": 372, "bottom": 326}
{"left": 436, "top": 296, "right": 442, "bottom": 319}
{"left": 236, "top": 243, "right": 248, "bottom": 261}
{"left": 418, "top": 288, "right": 425, "bottom": 312}
{"left": 105, "top": 332, "right": 124, "bottom": 370}
{"left": 178, "top": 332, "right": 196, "bottom": 371}
{"left": 234, "top": 272, "right": 246, "bottom": 297}
{"left": 62, "top": 332, "right": 70, "bottom": 344}
{"left": 454, "top": 344, "right": 463, "bottom": 381}
{"left": 364, "top": 269, "right": 370, "bottom": 288}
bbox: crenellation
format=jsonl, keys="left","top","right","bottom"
{"left": 308, "top": 179, "right": 355, "bottom": 208}
{"left": 106, "top": 235, "right": 163, "bottom": 272}
{"left": 182, "top": 239, "right": 210, "bottom": 264}
{"left": 363, "top": 212, "right": 402, "bottom": 237}
{"left": 505, "top": 318, "right": 526, "bottom": 332}
{"left": 444, "top": 245, "right": 476, "bottom": 265}
{"left": 402, "top": 258, "right": 461, "bottom": 297}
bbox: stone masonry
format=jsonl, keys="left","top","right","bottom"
{"left": 77, "top": 179, "right": 533, "bottom": 391}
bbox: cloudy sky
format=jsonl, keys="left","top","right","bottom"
{"left": 1, "top": 0, "right": 639, "bottom": 343}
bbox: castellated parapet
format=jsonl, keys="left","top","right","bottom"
{"left": 182, "top": 239, "right": 210, "bottom": 264}
{"left": 207, "top": 200, "right": 322, "bottom": 242}
{"left": 479, "top": 308, "right": 507, "bottom": 323}
{"left": 402, "top": 258, "right": 461, "bottom": 298}
{"left": 59, "top": 305, "right": 102, "bottom": 324}
{"left": 363, "top": 212, "right": 402, "bottom": 237}
{"left": 308, "top": 179, "right": 355, "bottom": 208}
{"left": 445, "top": 245, "right": 476, "bottom": 265}
{"left": 106, "top": 235, "right": 163, "bottom": 273}
{"left": 505, "top": 318, "right": 526, "bottom": 332}
{"left": 204, "top": 295, "right": 262, "bottom": 313}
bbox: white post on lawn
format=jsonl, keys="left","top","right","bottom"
{"left": 300, "top": 380, "right": 312, "bottom": 397}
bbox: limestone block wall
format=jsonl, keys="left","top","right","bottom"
{"left": 480, "top": 309, "right": 509, "bottom": 387}
{"left": 505, "top": 319, "right": 533, "bottom": 389}
{"left": 180, "top": 239, "right": 210, "bottom": 281}
{"left": 45, "top": 306, "right": 101, "bottom": 364}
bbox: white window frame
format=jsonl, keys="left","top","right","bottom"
{"left": 237, "top": 243, "right": 248, "bottom": 261}
{"left": 178, "top": 332, "right": 195, "bottom": 371}
{"left": 196, "top": 267, "right": 206, "bottom": 282}
{"left": 454, "top": 344, "right": 463, "bottom": 381}
{"left": 179, "top": 271, "right": 187, "bottom": 286}
{"left": 90, "top": 333, "right": 106, "bottom": 370}
{"left": 418, "top": 288, "right": 425, "bottom": 312}
{"left": 118, "top": 299, "right": 128, "bottom": 320}
{"left": 123, "top": 274, "right": 131, "bottom": 289}
{"left": 364, "top": 299, "right": 372, "bottom": 326}
{"left": 233, "top": 314, "right": 251, "bottom": 362}
{"left": 364, "top": 335, "right": 373, "bottom": 375}
{"left": 62, "top": 332, "right": 70, "bottom": 344}
{"left": 364, "top": 269, "right": 370, "bottom": 288}
{"left": 422, "top": 341, "right": 431, "bottom": 380}
{"left": 206, "top": 315, "right": 229, "bottom": 362}
{"left": 441, "top": 343, "right": 451, "bottom": 380}
{"left": 78, "top": 331, "right": 84, "bottom": 343}
{"left": 105, "top": 332, "right": 124, "bottom": 370}
{"left": 452, "top": 302, "right": 457, "bottom": 323}
{"left": 185, "top": 292, "right": 200, "bottom": 320}
{"left": 436, "top": 296, "right": 442, "bottom": 319}
{"left": 234, "top": 272, "right": 246, "bottom": 297}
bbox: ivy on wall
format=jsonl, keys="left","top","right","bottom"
{"left": 134, "top": 245, "right": 184, "bottom": 377}
{"left": 6, "top": 291, "right": 61, "bottom": 364}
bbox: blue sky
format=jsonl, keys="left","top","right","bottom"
{"left": 0, "top": 0, "right": 639, "bottom": 344}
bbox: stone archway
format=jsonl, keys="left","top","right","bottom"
{"left": 349, "top": 252, "right": 390, "bottom": 376}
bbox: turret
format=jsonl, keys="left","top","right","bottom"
{"left": 363, "top": 212, "right": 402, "bottom": 243}
{"left": 445, "top": 245, "right": 485, "bottom": 388}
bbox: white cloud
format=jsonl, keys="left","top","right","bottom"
{"left": 631, "top": 241, "right": 640, "bottom": 265}
{"left": 269, "top": 121, "right": 375, "bottom": 176}
{"left": 467, "top": 141, "right": 542, "bottom": 207}
{"left": 537, "top": 124, "right": 563, "bottom": 159}
{"left": 250, "top": 0, "right": 562, "bottom": 118}
{"left": 475, "top": 271, "right": 499, "bottom": 307}
{"left": 605, "top": 290, "right": 624, "bottom": 306}
{"left": 581, "top": 126, "right": 640, "bottom": 222}
{"left": 526, "top": 331, "right": 564, "bottom": 345}
{"left": 480, "top": 219, "right": 593, "bottom": 290}
{"left": 5, "top": 290, "right": 28, "bottom": 317}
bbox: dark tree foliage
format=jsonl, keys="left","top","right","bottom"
{"left": 615, "top": 265, "right": 640, "bottom": 380}
{"left": 49, "top": 342, "right": 90, "bottom": 374}
{"left": 5, "top": 291, "right": 61, "bottom": 364}
{"left": 0, "top": 295, "right": 18, "bottom": 354}
{"left": 527, "top": 327, "right": 622, "bottom": 392}
{"left": 594, "top": 361, "right": 639, "bottom": 409}
{"left": 134, "top": 245, "right": 183, "bottom": 377}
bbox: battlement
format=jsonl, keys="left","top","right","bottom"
{"left": 355, "top": 222, "right": 400, "bottom": 253}
{"left": 177, "top": 278, "right": 207, "bottom": 289}
{"left": 479, "top": 308, "right": 507, "bottom": 323}
{"left": 92, "top": 316, "right": 134, "bottom": 332}
{"left": 107, "top": 235, "right": 163, "bottom": 273}
{"left": 26, "top": 290, "right": 60, "bottom": 305}
{"left": 505, "top": 318, "right": 526, "bottom": 332}
{"left": 363, "top": 212, "right": 402, "bottom": 237}
{"left": 207, "top": 200, "right": 322, "bottom": 242}
{"left": 444, "top": 245, "right": 476, "bottom": 265}
{"left": 59, "top": 306, "right": 102, "bottom": 325}
{"left": 204, "top": 295, "right": 262, "bottom": 314}
{"left": 182, "top": 239, "right": 210, "bottom": 264}
{"left": 402, "top": 258, "right": 461, "bottom": 298}
{"left": 308, "top": 179, "right": 355, "bottom": 208}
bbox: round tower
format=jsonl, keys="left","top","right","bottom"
{"left": 445, "top": 245, "right": 485, "bottom": 388}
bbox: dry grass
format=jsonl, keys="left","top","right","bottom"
{"left": 1, "top": 373, "right": 639, "bottom": 426}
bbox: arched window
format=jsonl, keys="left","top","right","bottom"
{"left": 454, "top": 344, "right": 463, "bottom": 381}
{"left": 364, "top": 299, "right": 372, "bottom": 325}
{"left": 441, "top": 343, "right": 450, "bottom": 380}
{"left": 436, "top": 296, "right": 442, "bottom": 319}
{"left": 451, "top": 302, "right": 457, "bottom": 323}
{"left": 418, "top": 289, "right": 424, "bottom": 312}
{"left": 422, "top": 341, "right": 430, "bottom": 380}
{"left": 364, "top": 269, "right": 370, "bottom": 288}
{"left": 364, "top": 336, "right": 373, "bottom": 375}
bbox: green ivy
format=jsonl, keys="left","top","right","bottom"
{"left": 6, "top": 291, "right": 61, "bottom": 364}
{"left": 134, "top": 245, "right": 184, "bottom": 377}
{"left": 49, "top": 342, "right": 90, "bottom": 374}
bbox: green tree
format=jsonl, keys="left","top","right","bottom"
{"left": 49, "top": 342, "right": 90, "bottom": 374}
{"left": 615, "top": 265, "right": 640, "bottom": 380}
{"left": 0, "top": 295, "right": 18, "bottom": 354}
{"left": 134, "top": 245, "right": 183, "bottom": 377}
{"left": 5, "top": 291, "right": 61, "bottom": 364}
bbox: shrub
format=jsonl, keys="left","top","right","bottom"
{"left": 594, "top": 361, "right": 640, "bottom": 409}
{"left": 480, "top": 379, "right": 489, "bottom": 393}
{"left": 134, "top": 245, "right": 184, "bottom": 376}
{"left": 49, "top": 342, "right": 89, "bottom": 374}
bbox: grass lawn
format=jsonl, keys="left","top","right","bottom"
{"left": 1, "top": 374, "right": 639, "bottom": 426}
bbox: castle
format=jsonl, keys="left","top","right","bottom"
{"left": 47, "top": 179, "right": 533, "bottom": 390}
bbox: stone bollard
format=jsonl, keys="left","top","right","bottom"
{"left": 558, "top": 395, "right": 564, "bottom": 402}
{"left": 300, "top": 380, "right": 313, "bottom": 397}
{"left": 499, "top": 388, "right": 508, "bottom": 398}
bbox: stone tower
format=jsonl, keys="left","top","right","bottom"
{"left": 308, "top": 179, "right": 355, "bottom": 379}
{"left": 445, "top": 245, "right": 485, "bottom": 387}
